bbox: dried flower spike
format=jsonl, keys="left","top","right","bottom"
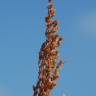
{"left": 33, "top": 0, "right": 64, "bottom": 96}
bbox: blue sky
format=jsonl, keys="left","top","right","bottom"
{"left": 0, "top": 0, "right": 96, "bottom": 96}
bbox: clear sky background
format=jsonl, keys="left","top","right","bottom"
{"left": 0, "top": 0, "right": 96, "bottom": 96}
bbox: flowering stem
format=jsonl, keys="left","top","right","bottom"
{"left": 33, "top": 0, "right": 63, "bottom": 96}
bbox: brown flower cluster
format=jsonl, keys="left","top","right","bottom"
{"left": 33, "top": 0, "right": 63, "bottom": 96}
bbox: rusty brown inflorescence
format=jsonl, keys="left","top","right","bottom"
{"left": 33, "top": 0, "right": 63, "bottom": 96}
